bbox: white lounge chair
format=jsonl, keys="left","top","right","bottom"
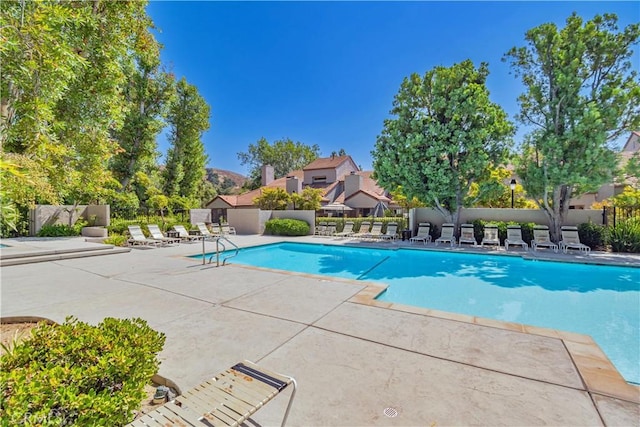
{"left": 459, "top": 224, "right": 478, "bottom": 247}
{"left": 220, "top": 223, "right": 236, "bottom": 235}
{"left": 560, "top": 226, "right": 591, "bottom": 255}
{"left": 196, "top": 222, "right": 219, "bottom": 239}
{"left": 505, "top": 225, "right": 528, "bottom": 251}
{"left": 127, "top": 360, "right": 297, "bottom": 427}
{"left": 127, "top": 225, "right": 163, "bottom": 247}
{"left": 480, "top": 223, "right": 500, "bottom": 248}
{"left": 325, "top": 222, "right": 337, "bottom": 236}
{"left": 380, "top": 222, "right": 398, "bottom": 241}
{"left": 334, "top": 221, "right": 355, "bottom": 238}
{"left": 352, "top": 221, "right": 371, "bottom": 238}
{"left": 435, "top": 223, "right": 455, "bottom": 247}
{"left": 409, "top": 223, "right": 432, "bottom": 245}
{"left": 315, "top": 221, "right": 327, "bottom": 236}
{"left": 361, "top": 221, "right": 383, "bottom": 241}
{"left": 173, "top": 225, "right": 203, "bottom": 242}
{"left": 531, "top": 225, "right": 558, "bottom": 253}
{"left": 147, "top": 224, "right": 181, "bottom": 245}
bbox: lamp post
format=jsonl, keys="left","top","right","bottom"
{"left": 510, "top": 179, "right": 517, "bottom": 209}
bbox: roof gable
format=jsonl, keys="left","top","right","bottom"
{"left": 304, "top": 155, "right": 358, "bottom": 171}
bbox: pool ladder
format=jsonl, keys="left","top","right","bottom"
{"left": 201, "top": 236, "right": 239, "bottom": 266}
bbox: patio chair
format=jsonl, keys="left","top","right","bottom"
{"left": 334, "top": 221, "right": 355, "bottom": 238}
{"left": 480, "top": 223, "right": 500, "bottom": 248}
{"left": 127, "top": 360, "right": 297, "bottom": 427}
{"left": 352, "top": 221, "right": 371, "bottom": 238}
{"left": 220, "top": 223, "right": 236, "bottom": 235}
{"left": 560, "top": 226, "right": 591, "bottom": 255}
{"left": 325, "top": 222, "right": 337, "bottom": 236}
{"left": 315, "top": 221, "right": 327, "bottom": 236}
{"left": 459, "top": 224, "right": 478, "bottom": 247}
{"left": 531, "top": 225, "right": 558, "bottom": 253}
{"left": 361, "top": 221, "right": 383, "bottom": 241}
{"left": 196, "top": 222, "right": 219, "bottom": 239}
{"left": 409, "top": 223, "right": 432, "bottom": 245}
{"left": 127, "top": 225, "right": 163, "bottom": 247}
{"left": 435, "top": 223, "right": 455, "bottom": 247}
{"left": 147, "top": 224, "right": 181, "bottom": 245}
{"left": 173, "top": 224, "right": 204, "bottom": 242}
{"left": 505, "top": 225, "right": 528, "bottom": 251}
{"left": 379, "top": 222, "right": 398, "bottom": 241}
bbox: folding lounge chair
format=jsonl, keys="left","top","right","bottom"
{"left": 379, "top": 222, "right": 398, "bottom": 241}
{"left": 459, "top": 224, "right": 478, "bottom": 247}
{"left": 361, "top": 221, "right": 383, "bottom": 241}
{"left": 435, "top": 223, "right": 455, "bottom": 247}
{"left": 531, "top": 225, "right": 558, "bottom": 253}
{"left": 409, "top": 223, "right": 431, "bottom": 245}
{"left": 505, "top": 225, "right": 528, "bottom": 251}
{"left": 334, "top": 221, "right": 355, "bottom": 238}
{"left": 352, "top": 221, "right": 371, "bottom": 239}
{"left": 128, "top": 360, "right": 297, "bottom": 427}
{"left": 220, "top": 223, "right": 236, "bottom": 235}
{"left": 127, "top": 225, "right": 163, "bottom": 247}
{"left": 196, "top": 222, "right": 219, "bottom": 240}
{"left": 147, "top": 224, "right": 181, "bottom": 245}
{"left": 560, "top": 226, "right": 591, "bottom": 255}
{"left": 480, "top": 223, "right": 500, "bottom": 248}
{"left": 173, "top": 225, "right": 204, "bottom": 242}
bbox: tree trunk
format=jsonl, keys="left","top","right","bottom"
{"left": 541, "top": 184, "right": 572, "bottom": 242}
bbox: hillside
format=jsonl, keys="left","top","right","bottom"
{"left": 206, "top": 168, "right": 247, "bottom": 194}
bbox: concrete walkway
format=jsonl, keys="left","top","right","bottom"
{"left": 1, "top": 236, "right": 638, "bottom": 426}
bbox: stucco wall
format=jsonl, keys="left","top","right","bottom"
{"left": 190, "top": 209, "right": 212, "bottom": 225}
{"left": 30, "top": 205, "right": 110, "bottom": 236}
{"left": 411, "top": 208, "right": 604, "bottom": 231}
{"left": 227, "top": 209, "right": 262, "bottom": 234}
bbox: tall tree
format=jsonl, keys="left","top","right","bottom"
{"left": 237, "top": 137, "right": 320, "bottom": 189}
{"left": 372, "top": 60, "right": 514, "bottom": 230}
{"left": 504, "top": 13, "right": 640, "bottom": 240}
{"left": 162, "top": 78, "right": 210, "bottom": 203}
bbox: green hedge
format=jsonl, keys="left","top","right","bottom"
{"left": 0, "top": 317, "right": 165, "bottom": 426}
{"left": 265, "top": 218, "right": 310, "bottom": 236}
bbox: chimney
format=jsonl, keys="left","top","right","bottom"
{"left": 344, "top": 171, "right": 362, "bottom": 198}
{"left": 286, "top": 176, "right": 302, "bottom": 194}
{"left": 261, "top": 165, "right": 274, "bottom": 186}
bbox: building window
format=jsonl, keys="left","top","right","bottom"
{"left": 312, "top": 176, "right": 326, "bottom": 183}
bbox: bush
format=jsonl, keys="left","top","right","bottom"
{"left": 37, "top": 220, "right": 87, "bottom": 237}
{"left": 0, "top": 317, "right": 165, "bottom": 426}
{"left": 265, "top": 218, "right": 310, "bottom": 236}
{"left": 470, "top": 220, "right": 536, "bottom": 245}
{"left": 104, "top": 234, "right": 128, "bottom": 247}
{"left": 578, "top": 222, "right": 606, "bottom": 250}
{"left": 609, "top": 218, "right": 640, "bottom": 253}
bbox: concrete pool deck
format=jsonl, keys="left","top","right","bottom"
{"left": 1, "top": 235, "right": 639, "bottom": 426}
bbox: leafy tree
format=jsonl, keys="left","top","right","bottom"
{"left": 238, "top": 137, "right": 320, "bottom": 189}
{"left": 290, "top": 187, "right": 323, "bottom": 210}
{"left": 372, "top": 60, "right": 514, "bottom": 230}
{"left": 390, "top": 186, "right": 426, "bottom": 211}
{"left": 504, "top": 13, "right": 640, "bottom": 240}
{"left": 613, "top": 186, "right": 640, "bottom": 209}
{"left": 162, "top": 78, "right": 210, "bottom": 203}
{"left": 253, "top": 187, "right": 290, "bottom": 210}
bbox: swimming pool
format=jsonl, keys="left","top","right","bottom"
{"left": 192, "top": 242, "right": 640, "bottom": 384}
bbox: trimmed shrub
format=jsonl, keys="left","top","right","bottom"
{"left": 609, "top": 218, "right": 640, "bottom": 253}
{"left": 104, "top": 234, "right": 128, "bottom": 247}
{"left": 265, "top": 218, "right": 310, "bottom": 236}
{"left": 0, "top": 317, "right": 165, "bottom": 426}
{"left": 577, "top": 222, "right": 606, "bottom": 250}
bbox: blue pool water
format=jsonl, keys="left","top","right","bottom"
{"left": 192, "top": 243, "right": 640, "bottom": 384}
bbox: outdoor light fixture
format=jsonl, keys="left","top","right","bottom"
{"left": 510, "top": 179, "right": 517, "bottom": 209}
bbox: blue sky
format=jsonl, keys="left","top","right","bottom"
{"left": 147, "top": 1, "right": 640, "bottom": 175}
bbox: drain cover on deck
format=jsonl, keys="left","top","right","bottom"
{"left": 383, "top": 407, "right": 398, "bottom": 418}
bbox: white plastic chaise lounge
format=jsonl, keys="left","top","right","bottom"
{"left": 220, "top": 223, "right": 236, "bottom": 235}
{"left": 379, "top": 222, "right": 398, "bottom": 241}
{"left": 560, "top": 226, "right": 591, "bottom": 255}
{"left": 361, "top": 221, "right": 384, "bottom": 241}
{"left": 127, "top": 360, "right": 297, "bottom": 427}
{"left": 504, "top": 225, "right": 528, "bottom": 251}
{"left": 147, "top": 224, "right": 181, "bottom": 245}
{"left": 352, "top": 221, "right": 371, "bottom": 239}
{"left": 196, "top": 222, "right": 219, "bottom": 240}
{"left": 409, "top": 223, "right": 432, "bottom": 245}
{"left": 173, "top": 225, "right": 204, "bottom": 242}
{"left": 459, "top": 224, "right": 478, "bottom": 247}
{"left": 325, "top": 222, "right": 338, "bottom": 237}
{"left": 435, "top": 223, "right": 455, "bottom": 247}
{"left": 127, "top": 225, "right": 164, "bottom": 247}
{"left": 334, "top": 221, "right": 355, "bottom": 238}
{"left": 531, "top": 225, "right": 558, "bottom": 253}
{"left": 480, "top": 223, "right": 500, "bottom": 248}
{"left": 315, "top": 221, "right": 327, "bottom": 236}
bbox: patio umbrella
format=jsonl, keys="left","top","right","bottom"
{"left": 372, "top": 201, "right": 388, "bottom": 217}
{"left": 322, "top": 202, "right": 353, "bottom": 216}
